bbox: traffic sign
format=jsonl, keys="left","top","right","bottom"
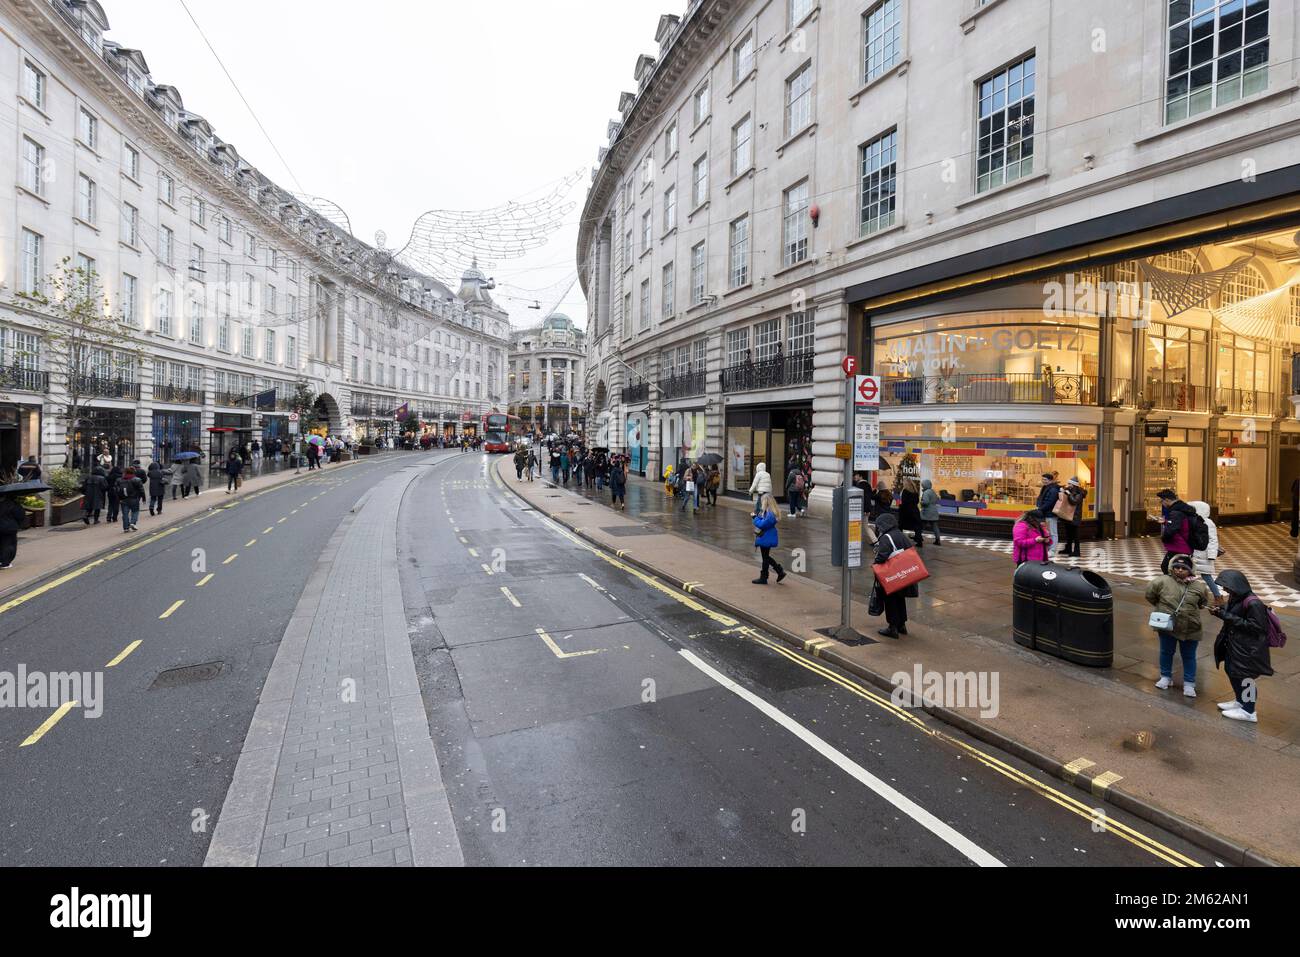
{"left": 853, "top": 376, "right": 881, "bottom": 471}
{"left": 835, "top": 442, "right": 852, "bottom": 460}
{"left": 288, "top": 412, "right": 300, "bottom": 422}
{"left": 855, "top": 375, "right": 880, "bottom": 405}
{"left": 841, "top": 356, "right": 857, "bottom": 376}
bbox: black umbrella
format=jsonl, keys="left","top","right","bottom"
{"left": 697, "top": 452, "right": 723, "bottom": 466}
{"left": 173, "top": 451, "right": 202, "bottom": 461}
{"left": 590, "top": 447, "right": 610, "bottom": 454}
{"left": 0, "top": 480, "right": 51, "bottom": 496}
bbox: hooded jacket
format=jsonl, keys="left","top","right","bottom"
{"left": 1161, "top": 499, "right": 1197, "bottom": 554}
{"left": 898, "top": 486, "right": 921, "bottom": 530}
{"left": 1012, "top": 517, "right": 1052, "bottom": 564}
{"left": 748, "top": 463, "right": 772, "bottom": 497}
{"left": 1213, "top": 570, "right": 1274, "bottom": 681}
{"left": 81, "top": 467, "right": 108, "bottom": 512}
{"left": 1190, "top": 501, "right": 1218, "bottom": 577}
{"left": 147, "top": 463, "right": 169, "bottom": 496}
{"left": 1145, "top": 572, "right": 1210, "bottom": 640}
{"left": 873, "top": 513, "right": 919, "bottom": 598}
{"left": 919, "top": 480, "right": 940, "bottom": 521}
{"left": 0, "top": 496, "right": 29, "bottom": 534}
{"left": 753, "top": 507, "right": 779, "bottom": 548}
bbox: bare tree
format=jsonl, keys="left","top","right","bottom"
{"left": 8, "top": 258, "right": 140, "bottom": 470}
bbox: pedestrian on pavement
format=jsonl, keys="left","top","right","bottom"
{"left": 706, "top": 465, "right": 720, "bottom": 507}
{"left": 919, "top": 479, "right": 942, "bottom": 546}
{"left": 81, "top": 466, "right": 107, "bottom": 525}
{"left": 871, "top": 512, "right": 916, "bottom": 638}
{"left": 0, "top": 491, "right": 29, "bottom": 569}
{"left": 16, "top": 455, "right": 41, "bottom": 483}
{"left": 147, "top": 461, "right": 169, "bottom": 516}
{"left": 181, "top": 459, "right": 203, "bottom": 498}
{"left": 527, "top": 447, "right": 539, "bottom": 482}
{"left": 1211, "top": 569, "right": 1274, "bottom": 723}
{"left": 169, "top": 460, "right": 185, "bottom": 500}
{"left": 117, "top": 468, "right": 145, "bottom": 532}
{"left": 95, "top": 443, "right": 113, "bottom": 471}
{"left": 1157, "top": 489, "right": 1200, "bottom": 574}
{"left": 748, "top": 462, "right": 772, "bottom": 514}
{"left": 1190, "top": 500, "right": 1222, "bottom": 603}
{"left": 251, "top": 439, "right": 262, "bottom": 472}
{"left": 1055, "top": 478, "right": 1087, "bottom": 557}
{"left": 784, "top": 459, "right": 806, "bottom": 517}
{"left": 1145, "top": 554, "right": 1210, "bottom": 698}
{"left": 751, "top": 493, "right": 786, "bottom": 585}
{"left": 1012, "top": 510, "right": 1053, "bottom": 564}
{"left": 899, "top": 479, "right": 923, "bottom": 549}
{"left": 608, "top": 455, "right": 627, "bottom": 510}
{"left": 105, "top": 465, "right": 123, "bottom": 525}
{"left": 1036, "top": 473, "right": 1062, "bottom": 552}
{"left": 225, "top": 450, "right": 244, "bottom": 493}
{"left": 869, "top": 486, "right": 894, "bottom": 523}
{"left": 550, "top": 449, "right": 562, "bottom": 484}
{"left": 514, "top": 446, "right": 527, "bottom": 480}
{"left": 561, "top": 449, "right": 571, "bottom": 486}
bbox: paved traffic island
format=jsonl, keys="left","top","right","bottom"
{"left": 496, "top": 457, "right": 1298, "bottom": 866}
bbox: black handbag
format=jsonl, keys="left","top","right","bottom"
{"left": 868, "top": 581, "right": 885, "bottom": 617}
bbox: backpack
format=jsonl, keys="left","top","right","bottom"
{"left": 1243, "top": 596, "right": 1288, "bottom": 648}
{"left": 1187, "top": 512, "right": 1210, "bottom": 552}
{"left": 793, "top": 472, "right": 806, "bottom": 493}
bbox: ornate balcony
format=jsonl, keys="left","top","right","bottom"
{"left": 721, "top": 351, "right": 814, "bottom": 393}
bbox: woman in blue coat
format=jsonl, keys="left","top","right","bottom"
{"left": 751, "top": 493, "right": 786, "bottom": 585}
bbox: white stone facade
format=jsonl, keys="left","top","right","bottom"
{"left": 507, "top": 313, "right": 586, "bottom": 434}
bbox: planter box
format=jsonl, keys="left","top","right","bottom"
{"left": 23, "top": 508, "right": 45, "bottom": 529}
{"left": 50, "top": 497, "right": 85, "bottom": 526}
{"left": 357, "top": 446, "right": 374, "bottom": 456}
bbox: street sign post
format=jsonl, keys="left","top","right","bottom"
{"left": 854, "top": 375, "right": 881, "bottom": 472}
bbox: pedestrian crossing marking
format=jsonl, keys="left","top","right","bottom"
{"left": 107, "top": 640, "right": 141, "bottom": 668}
{"left": 468, "top": 548, "right": 479, "bottom": 558}
{"left": 481, "top": 563, "right": 494, "bottom": 576}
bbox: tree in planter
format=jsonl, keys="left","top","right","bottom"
{"left": 8, "top": 259, "right": 140, "bottom": 471}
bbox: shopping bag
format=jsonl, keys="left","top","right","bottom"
{"left": 872, "top": 546, "right": 930, "bottom": 595}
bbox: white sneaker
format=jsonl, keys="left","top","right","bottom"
{"left": 1183, "top": 683, "right": 1196, "bottom": 698}
{"left": 1217, "top": 700, "right": 1239, "bottom": 711}
{"left": 1154, "top": 676, "right": 1172, "bottom": 690}
{"left": 1222, "top": 707, "right": 1257, "bottom": 723}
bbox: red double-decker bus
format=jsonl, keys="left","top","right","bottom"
{"left": 482, "top": 412, "right": 523, "bottom": 453}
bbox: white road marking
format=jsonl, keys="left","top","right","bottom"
{"left": 677, "top": 648, "right": 1004, "bottom": 868}
{"left": 500, "top": 586, "right": 522, "bottom": 607}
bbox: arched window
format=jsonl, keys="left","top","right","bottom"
{"left": 1220, "top": 264, "right": 1268, "bottom": 306}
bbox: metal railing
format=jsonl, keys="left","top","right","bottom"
{"left": 721, "top": 351, "right": 814, "bottom": 393}
{"left": 0, "top": 366, "right": 48, "bottom": 393}
{"left": 155, "top": 384, "right": 201, "bottom": 403}
{"left": 1147, "top": 381, "right": 1211, "bottom": 413}
{"left": 881, "top": 372, "right": 1100, "bottom": 406}
{"left": 70, "top": 375, "right": 139, "bottom": 399}
{"left": 1214, "top": 387, "right": 1275, "bottom": 416}
{"left": 659, "top": 370, "right": 706, "bottom": 400}
{"left": 621, "top": 381, "right": 650, "bottom": 404}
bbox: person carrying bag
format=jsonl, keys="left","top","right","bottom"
{"left": 869, "top": 514, "right": 926, "bottom": 639}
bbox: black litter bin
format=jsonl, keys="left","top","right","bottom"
{"left": 1012, "top": 561, "right": 1113, "bottom": 667}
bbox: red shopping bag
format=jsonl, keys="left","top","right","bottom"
{"left": 872, "top": 545, "right": 930, "bottom": 595}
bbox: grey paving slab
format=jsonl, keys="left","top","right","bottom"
{"left": 205, "top": 455, "right": 463, "bottom": 867}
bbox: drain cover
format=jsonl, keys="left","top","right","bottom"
{"left": 150, "top": 661, "right": 226, "bottom": 689}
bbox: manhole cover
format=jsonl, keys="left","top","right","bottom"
{"left": 150, "top": 661, "right": 226, "bottom": 689}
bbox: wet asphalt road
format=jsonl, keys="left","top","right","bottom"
{"left": 401, "top": 451, "right": 1220, "bottom": 867}
{"left": 0, "top": 453, "right": 410, "bottom": 866}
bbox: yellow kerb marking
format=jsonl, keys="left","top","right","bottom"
{"left": 107, "top": 640, "right": 142, "bottom": 668}
{"left": 223, "top": 554, "right": 238, "bottom": 565}
{"left": 245, "top": 539, "right": 257, "bottom": 548}
{"left": 20, "top": 701, "right": 79, "bottom": 747}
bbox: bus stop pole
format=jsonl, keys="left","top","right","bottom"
{"left": 841, "top": 373, "right": 854, "bottom": 634}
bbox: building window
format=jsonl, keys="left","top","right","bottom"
{"left": 727, "top": 328, "right": 750, "bottom": 367}
{"left": 246, "top": 234, "right": 257, "bottom": 258}
{"left": 859, "top": 129, "right": 898, "bottom": 236}
{"left": 218, "top": 318, "right": 230, "bottom": 353}
{"left": 639, "top": 280, "right": 651, "bottom": 331}
{"left": 192, "top": 196, "right": 206, "bottom": 227}
{"left": 20, "top": 229, "right": 43, "bottom": 295}
{"left": 77, "top": 174, "right": 96, "bottom": 224}
{"left": 121, "top": 203, "right": 138, "bottom": 246}
{"left": 269, "top": 249, "right": 279, "bottom": 272}
{"left": 785, "top": 62, "right": 813, "bottom": 135}
{"left": 192, "top": 244, "right": 206, "bottom": 281}
{"left": 640, "top": 152, "right": 654, "bottom": 187}
{"left": 662, "top": 262, "right": 675, "bottom": 317}
{"left": 159, "top": 225, "right": 174, "bottom": 266}
{"left": 787, "top": 310, "right": 814, "bottom": 355}
{"left": 1220, "top": 264, "right": 1268, "bottom": 305}
{"left": 286, "top": 335, "right": 297, "bottom": 366}
{"left": 864, "top": 0, "right": 903, "bottom": 83}
{"left": 157, "top": 289, "right": 173, "bottom": 337}
{"left": 22, "top": 137, "right": 45, "bottom": 195}
{"left": 976, "top": 53, "right": 1036, "bottom": 193}
{"left": 690, "top": 242, "right": 706, "bottom": 305}
{"left": 245, "top": 273, "right": 256, "bottom": 307}
{"left": 23, "top": 61, "right": 45, "bottom": 109}
{"left": 731, "top": 114, "right": 753, "bottom": 176}
{"left": 641, "top": 209, "right": 652, "bottom": 250}
{"left": 242, "top": 325, "right": 254, "bottom": 359}
{"left": 782, "top": 181, "right": 810, "bottom": 267}
{"left": 267, "top": 284, "right": 277, "bottom": 315}
{"left": 755, "top": 318, "right": 781, "bottom": 361}
{"left": 693, "top": 82, "right": 710, "bottom": 126}
{"left": 623, "top": 228, "right": 633, "bottom": 265}
{"left": 188, "top": 298, "right": 203, "bottom": 345}
{"left": 159, "top": 172, "right": 174, "bottom": 206}
{"left": 663, "top": 185, "right": 676, "bottom": 232}
{"left": 124, "top": 143, "right": 140, "bottom": 181}
{"left": 623, "top": 292, "right": 633, "bottom": 329}
{"left": 733, "top": 31, "right": 755, "bottom": 85}
{"left": 664, "top": 120, "right": 678, "bottom": 160}
{"left": 692, "top": 154, "right": 709, "bottom": 207}
{"left": 121, "top": 274, "right": 138, "bottom": 325}
{"left": 790, "top": 0, "right": 814, "bottom": 29}
{"left": 729, "top": 216, "right": 750, "bottom": 288}
{"left": 220, "top": 217, "right": 233, "bottom": 245}
{"left": 1166, "top": 0, "right": 1269, "bottom": 124}
{"left": 78, "top": 107, "right": 98, "bottom": 150}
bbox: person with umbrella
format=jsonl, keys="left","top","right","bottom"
{"left": 0, "top": 479, "right": 45, "bottom": 568}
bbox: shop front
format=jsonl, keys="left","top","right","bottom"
{"left": 660, "top": 407, "right": 706, "bottom": 473}
{"left": 152, "top": 409, "right": 203, "bottom": 465}
{"left": 69, "top": 407, "right": 135, "bottom": 471}
{"left": 625, "top": 409, "right": 649, "bottom": 477}
{"left": 0, "top": 402, "right": 41, "bottom": 476}
{"left": 724, "top": 403, "right": 813, "bottom": 502}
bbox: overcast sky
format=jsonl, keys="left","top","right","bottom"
{"left": 104, "top": 0, "right": 675, "bottom": 329}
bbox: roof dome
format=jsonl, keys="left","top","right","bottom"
{"left": 456, "top": 257, "right": 496, "bottom": 305}
{"left": 543, "top": 313, "right": 573, "bottom": 331}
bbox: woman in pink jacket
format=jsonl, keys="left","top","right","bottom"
{"left": 1012, "top": 510, "right": 1053, "bottom": 564}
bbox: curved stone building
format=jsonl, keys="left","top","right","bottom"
{"left": 507, "top": 313, "right": 586, "bottom": 435}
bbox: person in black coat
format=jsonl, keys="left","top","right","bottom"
{"left": 898, "top": 480, "right": 923, "bottom": 549}
{"left": 868, "top": 486, "right": 894, "bottom": 523}
{"left": 147, "top": 462, "right": 170, "bottom": 516}
{"left": 225, "top": 450, "right": 244, "bottom": 492}
{"left": 105, "top": 465, "right": 123, "bottom": 524}
{"left": 872, "top": 513, "right": 918, "bottom": 639}
{"left": 1212, "top": 569, "right": 1274, "bottom": 723}
{"left": 82, "top": 466, "right": 108, "bottom": 524}
{"left": 16, "top": 456, "right": 41, "bottom": 482}
{"left": 0, "top": 493, "right": 29, "bottom": 569}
